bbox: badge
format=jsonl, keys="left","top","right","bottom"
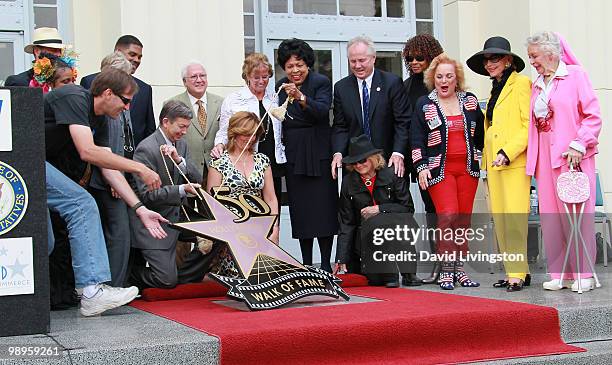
{"left": 0, "top": 161, "right": 29, "bottom": 236}
{"left": 427, "top": 117, "right": 442, "bottom": 130}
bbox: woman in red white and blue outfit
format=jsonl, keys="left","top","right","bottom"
{"left": 410, "top": 53, "right": 485, "bottom": 290}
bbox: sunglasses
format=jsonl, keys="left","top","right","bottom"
{"left": 354, "top": 158, "right": 368, "bottom": 165}
{"left": 116, "top": 93, "right": 132, "bottom": 105}
{"left": 482, "top": 55, "right": 503, "bottom": 64}
{"left": 406, "top": 55, "right": 425, "bottom": 62}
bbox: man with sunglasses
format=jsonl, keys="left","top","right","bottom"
{"left": 44, "top": 68, "right": 167, "bottom": 316}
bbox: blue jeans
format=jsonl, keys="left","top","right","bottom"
{"left": 45, "top": 162, "right": 111, "bottom": 288}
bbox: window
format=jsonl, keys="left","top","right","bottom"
{"left": 294, "top": 1, "right": 336, "bottom": 15}
{"left": 374, "top": 50, "right": 403, "bottom": 78}
{"left": 269, "top": 0, "right": 408, "bottom": 18}
{"left": 243, "top": 0, "right": 256, "bottom": 56}
{"left": 268, "top": 0, "right": 288, "bottom": 13}
{"left": 415, "top": 0, "right": 434, "bottom": 35}
{"left": 33, "top": 0, "right": 58, "bottom": 28}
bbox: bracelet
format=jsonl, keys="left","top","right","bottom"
{"left": 131, "top": 201, "right": 144, "bottom": 212}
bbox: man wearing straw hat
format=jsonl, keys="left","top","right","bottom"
{"left": 5, "top": 27, "right": 68, "bottom": 87}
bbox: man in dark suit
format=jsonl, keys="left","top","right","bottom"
{"left": 81, "top": 35, "right": 155, "bottom": 146}
{"left": 5, "top": 27, "right": 66, "bottom": 86}
{"left": 331, "top": 36, "right": 411, "bottom": 179}
{"left": 129, "top": 100, "right": 203, "bottom": 289}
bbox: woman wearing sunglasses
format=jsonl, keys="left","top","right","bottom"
{"left": 335, "top": 135, "right": 416, "bottom": 287}
{"left": 466, "top": 36, "right": 532, "bottom": 292}
{"left": 525, "top": 32, "right": 602, "bottom": 293}
{"left": 402, "top": 33, "right": 444, "bottom": 284}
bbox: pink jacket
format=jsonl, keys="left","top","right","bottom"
{"left": 526, "top": 64, "right": 602, "bottom": 175}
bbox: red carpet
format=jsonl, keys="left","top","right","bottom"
{"left": 140, "top": 274, "right": 368, "bottom": 301}
{"left": 132, "top": 280, "right": 583, "bottom": 365}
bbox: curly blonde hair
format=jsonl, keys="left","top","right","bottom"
{"left": 423, "top": 53, "right": 466, "bottom": 92}
{"left": 344, "top": 153, "right": 386, "bottom": 172}
{"left": 226, "top": 111, "right": 264, "bottom": 153}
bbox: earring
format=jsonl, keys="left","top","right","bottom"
{"left": 505, "top": 63, "right": 511, "bottom": 68}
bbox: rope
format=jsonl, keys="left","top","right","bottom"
{"left": 159, "top": 145, "right": 206, "bottom": 221}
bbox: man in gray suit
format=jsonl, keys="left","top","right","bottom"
{"left": 166, "top": 61, "right": 223, "bottom": 180}
{"left": 129, "top": 100, "right": 202, "bottom": 289}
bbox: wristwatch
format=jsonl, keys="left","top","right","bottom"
{"left": 299, "top": 93, "right": 306, "bottom": 102}
{"left": 131, "top": 201, "right": 144, "bottom": 212}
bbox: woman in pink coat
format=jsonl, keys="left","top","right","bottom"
{"left": 526, "top": 31, "right": 602, "bottom": 292}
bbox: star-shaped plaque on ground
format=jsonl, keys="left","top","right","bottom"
{"left": 172, "top": 192, "right": 304, "bottom": 278}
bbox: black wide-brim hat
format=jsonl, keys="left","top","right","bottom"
{"left": 342, "top": 135, "right": 383, "bottom": 164}
{"left": 466, "top": 36, "right": 525, "bottom": 76}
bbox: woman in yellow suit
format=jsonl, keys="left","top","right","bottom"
{"left": 467, "top": 37, "right": 531, "bottom": 291}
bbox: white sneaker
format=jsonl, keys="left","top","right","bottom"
{"left": 571, "top": 278, "right": 595, "bottom": 292}
{"left": 542, "top": 279, "right": 572, "bottom": 290}
{"left": 80, "top": 284, "right": 139, "bottom": 316}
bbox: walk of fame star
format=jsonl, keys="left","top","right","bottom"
{"left": 172, "top": 192, "right": 304, "bottom": 278}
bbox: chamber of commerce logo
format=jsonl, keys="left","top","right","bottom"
{"left": 0, "top": 237, "right": 34, "bottom": 296}
{"left": 0, "top": 161, "right": 28, "bottom": 236}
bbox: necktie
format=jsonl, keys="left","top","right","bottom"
{"left": 196, "top": 99, "right": 207, "bottom": 133}
{"left": 362, "top": 80, "right": 371, "bottom": 139}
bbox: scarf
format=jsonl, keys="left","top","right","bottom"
{"left": 485, "top": 67, "right": 513, "bottom": 122}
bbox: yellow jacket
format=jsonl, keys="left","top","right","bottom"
{"left": 482, "top": 71, "right": 531, "bottom": 171}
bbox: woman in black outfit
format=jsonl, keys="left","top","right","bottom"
{"left": 334, "top": 135, "right": 416, "bottom": 287}
{"left": 275, "top": 38, "right": 338, "bottom": 272}
{"left": 402, "top": 34, "right": 444, "bottom": 284}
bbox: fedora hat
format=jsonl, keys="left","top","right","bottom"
{"left": 342, "top": 135, "right": 383, "bottom": 164}
{"left": 24, "top": 27, "right": 67, "bottom": 54}
{"left": 466, "top": 36, "right": 525, "bottom": 76}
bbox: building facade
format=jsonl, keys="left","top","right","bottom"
{"left": 0, "top": 0, "right": 609, "bottom": 204}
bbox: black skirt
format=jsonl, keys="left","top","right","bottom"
{"left": 285, "top": 160, "right": 339, "bottom": 239}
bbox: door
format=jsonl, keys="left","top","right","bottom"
{"left": 0, "top": 33, "right": 26, "bottom": 86}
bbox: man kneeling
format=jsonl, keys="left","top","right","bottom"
{"left": 130, "top": 101, "right": 204, "bottom": 288}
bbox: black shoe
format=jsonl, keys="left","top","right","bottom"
{"left": 402, "top": 273, "right": 423, "bottom": 286}
{"left": 493, "top": 279, "right": 509, "bottom": 288}
{"left": 385, "top": 280, "right": 400, "bottom": 288}
{"left": 494, "top": 274, "right": 530, "bottom": 288}
{"left": 507, "top": 280, "right": 526, "bottom": 292}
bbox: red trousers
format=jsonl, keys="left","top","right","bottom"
{"left": 428, "top": 155, "right": 479, "bottom": 255}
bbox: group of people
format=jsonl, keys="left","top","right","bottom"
{"left": 6, "top": 25, "right": 602, "bottom": 315}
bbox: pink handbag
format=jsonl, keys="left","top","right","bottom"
{"left": 556, "top": 166, "right": 590, "bottom": 204}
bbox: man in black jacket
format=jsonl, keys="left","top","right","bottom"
{"left": 81, "top": 35, "right": 155, "bottom": 146}
{"left": 331, "top": 36, "right": 411, "bottom": 179}
{"left": 5, "top": 27, "right": 66, "bottom": 87}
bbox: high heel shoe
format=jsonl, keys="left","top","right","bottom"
{"left": 494, "top": 274, "right": 531, "bottom": 288}
{"left": 493, "top": 279, "right": 509, "bottom": 288}
{"left": 422, "top": 262, "right": 441, "bottom": 284}
{"left": 506, "top": 274, "right": 531, "bottom": 292}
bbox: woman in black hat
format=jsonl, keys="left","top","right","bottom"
{"left": 334, "top": 135, "right": 418, "bottom": 287}
{"left": 467, "top": 37, "right": 532, "bottom": 292}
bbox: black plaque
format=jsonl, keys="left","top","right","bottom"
{"left": 0, "top": 87, "right": 50, "bottom": 336}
